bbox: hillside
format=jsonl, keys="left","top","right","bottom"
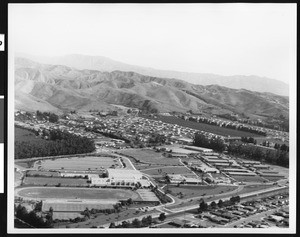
{"left": 14, "top": 57, "right": 289, "bottom": 118}
{"left": 16, "top": 53, "right": 289, "bottom": 96}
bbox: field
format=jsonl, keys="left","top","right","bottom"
{"left": 15, "top": 127, "right": 48, "bottom": 143}
{"left": 24, "top": 177, "right": 89, "bottom": 186}
{"left": 16, "top": 187, "right": 142, "bottom": 201}
{"left": 230, "top": 175, "right": 268, "bottom": 183}
{"left": 119, "top": 149, "right": 183, "bottom": 166}
{"left": 53, "top": 212, "right": 84, "bottom": 220}
{"left": 141, "top": 115, "right": 264, "bottom": 137}
{"left": 26, "top": 170, "right": 61, "bottom": 177}
{"left": 163, "top": 185, "right": 239, "bottom": 200}
{"left": 39, "top": 156, "right": 120, "bottom": 171}
{"left": 55, "top": 208, "right": 158, "bottom": 228}
{"left": 237, "top": 184, "right": 274, "bottom": 195}
{"left": 261, "top": 176, "right": 285, "bottom": 182}
{"left": 141, "top": 166, "right": 195, "bottom": 176}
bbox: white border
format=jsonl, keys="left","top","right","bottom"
{"left": 7, "top": 3, "right": 297, "bottom": 234}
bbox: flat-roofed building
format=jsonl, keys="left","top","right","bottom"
{"left": 226, "top": 171, "right": 256, "bottom": 176}
{"left": 184, "top": 146, "right": 213, "bottom": 153}
{"left": 106, "top": 168, "right": 144, "bottom": 180}
{"left": 91, "top": 169, "right": 151, "bottom": 187}
{"left": 167, "top": 174, "right": 185, "bottom": 184}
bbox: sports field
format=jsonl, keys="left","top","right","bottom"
{"left": 39, "top": 156, "right": 121, "bottom": 171}
{"left": 16, "top": 187, "right": 142, "bottom": 201}
{"left": 141, "top": 166, "right": 195, "bottom": 176}
{"left": 120, "top": 149, "right": 183, "bottom": 166}
{"left": 24, "top": 177, "right": 89, "bottom": 186}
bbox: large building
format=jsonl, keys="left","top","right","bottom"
{"left": 90, "top": 169, "right": 151, "bottom": 188}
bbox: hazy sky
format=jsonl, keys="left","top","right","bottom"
{"left": 9, "top": 3, "right": 296, "bottom": 84}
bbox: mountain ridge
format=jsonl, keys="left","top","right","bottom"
{"left": 15, "top": 53, "right": 289, "bottom": 97}
{"left": 14, "top": 57, "right": 289, "bottom": 120}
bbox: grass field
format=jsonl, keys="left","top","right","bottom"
{"left": 56, "top": 208, "right": 158, "bottom": 228}
{"left": 237, "top": 184, "right": 274, "bottom": 195}
{"left": 163, "top": 185, "right": 238, "bottom": 200}
{"left": 15, "top": 127, "right": 47, "bottom": 143}
{"left": 26, "top": 170, "right": 61, "bottom": 177}
{"left": 16, "top": 187, "right": 141, "bottom": 200}
{"left": 141, "top": 115, "right": 264, "bottom": 137}
{"left": 24, "top": 177, "right": 89, "bottom": 186}
{"left": 53, "top": 212, "right": 84, "bottom": 220}
{"left": 261, "top": 176, "right": 285, "bottom": 182}
{"left": 230, "top": 175, "right": 268, "bottom": 183}
{"left": 141, "top": 166, "right": 195, "bottom": 176}
{"left": 39, "top": 156, "right": 120, "bottom": 171}
{"left": 120, "top": 149, "right": 183, "bottom": 166}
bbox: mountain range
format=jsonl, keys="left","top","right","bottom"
{"left": 14, "top": 57, "right": 289, "bottom": 119}
{"left": 16, "top": 53, "right": 289, "bottom": 97}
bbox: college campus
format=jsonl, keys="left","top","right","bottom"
{"left": 14, "top": 108, "right": 289, "bottom": 229}
{"left": 11, "top": 3, "right": 294, "bottom": 232}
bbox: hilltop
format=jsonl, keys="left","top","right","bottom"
{"left": 14, "top": 57, "right": 289, "bottom": 119}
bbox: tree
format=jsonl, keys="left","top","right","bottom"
{"left": 126, "top": 198, "right": 133, "bottom": 205}
{"left": 132, "top": 218, "right": 142, "bottom": 228}
{"left": 121, "top": 221, "right": 130, "bottom": 228}
{"left": 109, "top": 222, "right": 116, "bottom": 228}
{"left": 83, "top": 207, "right": 91, "bottom": 219}
{"left": 210, "top": 201, "right": 217, "bottom": 209}
{"left": 199, "top": 201, "right": 208, "bottom": 212}
{"left": 217, "top": 199, "right": 224, "bottom": 208}
{"left": 158, "top": 213, "right": 166, "bottom": 222}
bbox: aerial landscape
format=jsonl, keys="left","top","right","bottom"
{"left": 10, "top": 3, "right": 295, "bottom": 233}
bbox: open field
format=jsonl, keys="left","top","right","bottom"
{"left": 15, "top": 127, "right": 47, "bottom": 143}
{"left": 230, "top": 175, "right": 268, "bottom": 183}
{"left": 262, "top": 176, "right": 285, "bottom": 182}
{"left": 55, "top": 208, "right": 158, "bottom": 228}
{"left": 23, "top": 177, "right": 89, "bottom": 186}
{"left": 163, "top": 185, "right": 239, "bottom": 200}
{"left": 141, "top": 166, "right": 195, "bottom": 176}
{"left": 26, "top": 170, "right": 60, "bottom": 177}
{"left": 53, "top": 212, "right": 84, "bottom": 220}
{"left": 141, "top": 115, "right": 264, "bottom": 137}
{"left": 119, "top": 149, "right": 183, "bottom": 166}
{"left": 16, "top": 187, "right": 142, "bottom": 201}
{"left": 236, "top": 184, "right": 274, "bottom": 195}
{"left": 38, "top": 156, "right": 120, "bottom": 171}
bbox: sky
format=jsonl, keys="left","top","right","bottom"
{"left": 9, "top": 3, "right": 296, "bottom": 84}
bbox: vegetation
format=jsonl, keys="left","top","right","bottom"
{"left": 109, "top": 215, "right": 153, "bottom": 228}
{"left": 198, "top": 196, "right": 240, "bottom": 213}
{"left": 15, "top": 128, "right": 95, "bottom": 159}
{"left": 36, "top": 110, "right": 59, "bottom": 123}
{"left": 15, "top": 204, "right": 53, "bottom": 228}
{"left": 228, "top": 142, "right": 289, "bottom": 168}
{"left": 193, "top": 133, "right": 226, "bottom": 152}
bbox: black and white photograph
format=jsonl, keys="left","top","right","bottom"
{"left": 3, "top": 2, "right": 297, "bottom": 234}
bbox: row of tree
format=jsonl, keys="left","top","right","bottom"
{"left": 228, "top": 143, "right": 289, "bottom": 168}
{"left": 198, "top": 196, "right": 241, "bottom": 213}
{"left": 241, "top": 137, "right": 257, "bottom": 144}
{"left": 15, "top": 128, "right": 95, "bottom": 159}
{"left": 109, "top": 215, "right": 155, "bottom": 228}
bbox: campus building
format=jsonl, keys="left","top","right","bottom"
{"left": 89, "top": 169, "right": 151, "bottom": 188}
